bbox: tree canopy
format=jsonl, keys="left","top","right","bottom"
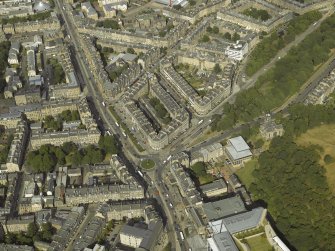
{"left": 250, "top": 135, "right": 335, "bottom": 250}
{"left": 1, "top": 11, "right": 51, "bottom": 25}
{"left": 245, "top": 10, "right": 322, "bottom": 77}
{"left": 5, "top": 222, "right": 56, "bottom": 246}
{"left": 212, "top": 12, "right": 335, "bottom": 132}
{"left": 248, "top": 104, "right": 335, "bottom": 250}
{"left": 26, "top": 135, "right": 119, "bottom": 172}
{"left": 0, "top": 41, "right": 10, "bottom": 93}
{"left": 97, "top": 19, "right": 120, "bottom": 30}
{"left": 242, "top": 7, "right": 271, "bottom": 21}
{"left": 48, "top": 58, "right": 65, "bottom": 85}
{"left": 43, "top": 110, "right": 80, "bottom": 131}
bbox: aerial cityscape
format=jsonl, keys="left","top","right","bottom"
{"left": 0, "top": 0, "right": 334, "bottom": 250}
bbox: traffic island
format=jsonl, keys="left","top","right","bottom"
{"left": 140, "top": 159, "right": 156, "bottom": 170}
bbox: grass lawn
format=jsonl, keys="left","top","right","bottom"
{"left": 246, "top": 234, "right": 272, "bottom": 251}
{"left": 141, "top": 159, "right": 155, "bottom": 170}
{"left": 190, "top": 162, "right": 215, "bottom": 185}
{"left": 296, "top": 124, "right": 335, "bottom": 194}
{"left": 163, "top": 243, "right": 171, "bottom": 251}
{"left": 198, "top": 174, "right": 215, "bottom": 185}
{"left": 235, "top": 159, "right": 258, "bottom": 189}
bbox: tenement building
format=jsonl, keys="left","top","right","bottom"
{"left": 6, "top": 119, "right": 29, "bottom": 172}
{"left": 160, "top": 62, "right": 231, "bottom": 115}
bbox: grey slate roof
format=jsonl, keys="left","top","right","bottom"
{"left": 200, "top": 179, "right": 227, "bottom": 194}
{"left": 222, "top": 207, "right": 265, "bottom": 234}
{"left": 203, "top": 196, "right": 246, "bottom": 221}
{"left": 207, "top": 231, "right": 239, "bottom": 251}
{"left": 226, "top": 136, "right": 252, "bottom": 160}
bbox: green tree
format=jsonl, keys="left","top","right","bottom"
{"left": 54, "top": 148, "right": 66, "bottom": 165}
{"left": 42, "top": 154, "right": 57, "bottom": 172}
{"left": 223, "top": 32, "right": 232, "bottom": 40}
{"left": 71, "top": 151, "right": 82, "bottom": 167}
{"left": 232, "top": 32, "right": 240, "bottom": 42}
{"left": 159, "top": 30, "right": 167, "bottom": 37}
{"left": 98, "top": 19, "right": 120, "bottom": 29}
{"left": 206, "top": 26, "right": 213, "bottom": 33}
{"left": 0, "top": 41, "right": 11, "bottom": 92}
{"left": 189, "top": 0, "right": 196, "bottom": 6}
{"left": 200, "top": 35, "right": 210, "bottom": 43}
{"left": 324, "top": 154, "right": 333, "bottom": 164}
{"left": 99, "top": 135, "right": 119, "bottom": 154}
{"left": 253, "top": 138, "right": 264, "bottom": 149}
{"left": 61, "top": 142, "right": 78, "bottom": 155}
{"left": 27, "top": 222, "right": 38, "bottom": 238}
{"left": 5, "top": 232, "right": 16, "bottom": 244}
{"left": 16, "top": 232, "right": 32, "bottom": 245}
{"left": 213, "top": 63, "right": 221, "bottom": 74}
{"left": 212, "top": 26, "right": 219, "bottom": 33}
{"left": 127, "top": 48, "right": 135, "bottom": 54}
{"left": 39, "top": 222, "right": 55, "bottom": 242}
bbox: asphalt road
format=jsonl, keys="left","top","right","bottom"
{"left": 55, "top": 0, "right": 183, "bottom": 248}
{"left": 55, "top": 0, "right": 142, "bottom": 161}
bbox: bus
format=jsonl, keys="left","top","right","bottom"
{"left": 179, "top": 231, "right": 185, "bottom": 241}
{"left": 137, "top": 170, "right": 144, "bottom": 177}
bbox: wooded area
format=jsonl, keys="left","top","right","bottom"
{"left": 0, "top": 41, "right": 11, "bottom": 93}
{"left": 245, "top": 11, "right": 322, "bottom": 76}
{"left": 212, "top": 12, "right": 335, "bottom": 132}
{"left": 26, "top": 135, "right": 119, "bottom": 172}
{"left": 1, "top": 11, "right": 51, "bottom": 25}
{"left": 249, "top": 104, "right": 335, "bottom": 250}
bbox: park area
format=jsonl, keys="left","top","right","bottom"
{"left": 235, "top": 159, "right": 258, "bottom": 189}
{"left": 296, "top": 124, "right": 335, "bottom": 193}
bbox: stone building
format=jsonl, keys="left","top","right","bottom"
{"left": 30, "top": 128, "right": 101, "bottom": 150}
{"left": 101, "top": 199, "right": 148, "bottom": 221}
{"left": 6, "top": 119, "right": 29, "bottom": 172}
{"left": 225, "top": 136, "right": 252, "bottom": 166}
{"left": 8, "top": 41, "right": 20, "bottom": 65}
{"left": 259, "top": 114, "right": 284, "bottom": 140}
{"left": 5, "top": 215, "right": 35, "bottom": 233}
{"left": 65, "top": 184, "right": 144, "bottom": 206}
{"left": 160, "top": 62, "right": 231, "bottom": 116}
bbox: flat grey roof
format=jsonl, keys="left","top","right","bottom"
{"left": 200, "top": 179, "right": 227, "bottom": 193}
{"left": 226, "top": 145, "right": 252, "bottom": 160}
{"left": 223, "top": 207, "right": 265, "bottom": 234}
{"left": 208, "top": 231, "right": 239, "bottom": 251}
{"left": 121, "top": 225, "right": 148, "bottom": 238}
{"left": 228, "top": 136, "right": 250, "bottom": 151}
{"left": 203, "top": 196, "right": 246, "bottom": 221}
